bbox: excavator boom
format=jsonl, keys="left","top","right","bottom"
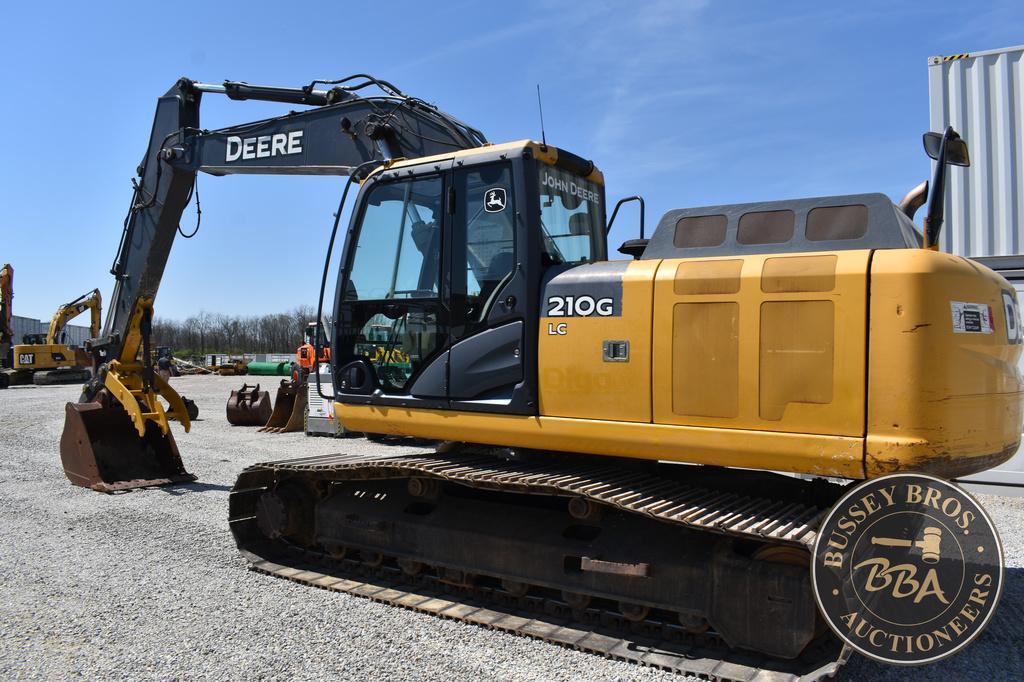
{"left": 62, "top": 75, "right": 487, "bottom": 491}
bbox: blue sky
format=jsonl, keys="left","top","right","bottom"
{"left": 1, "top": 1, "right": 1021, "bottom": 320}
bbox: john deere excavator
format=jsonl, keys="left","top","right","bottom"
{"left": 61, "top": 76, "right": 1021, "bottom": 678}
{"left": 7, "top": 288, "right": 102, "bottom": 386}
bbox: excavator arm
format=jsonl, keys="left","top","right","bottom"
{"left": 62, "top": 75, "right": 486, "bottom": 491}
{"left": 46, "top": 289, "right": 102, "bottom": 345}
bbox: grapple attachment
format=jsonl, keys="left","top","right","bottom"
{"left": 226, "top": 383, "right": 272, "bottom": 426}
{"left": 258, "top": 379, "right": 308, "bottom": 433}
{"left": 59, "top": 401, "right": 197, "bottom": 493}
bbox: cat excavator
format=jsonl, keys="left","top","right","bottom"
{"left": 60, "top": 75, "right": 1021, "bottom": 678}
{"left": 8, "top": 288, "right": 102, "bottom": 385}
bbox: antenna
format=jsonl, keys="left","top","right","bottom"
{"left": 536, "top": 84, "right": 547, "bottom": 150}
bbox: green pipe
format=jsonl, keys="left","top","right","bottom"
{"left": 246, "top": 361, "right": 291, "bottom": 376}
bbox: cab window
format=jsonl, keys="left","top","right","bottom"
{"left": 345, "top": 177, "right": 444, "bottom": 301}
{"left": 537, "top": 165, "right": 604, "bottom": 265}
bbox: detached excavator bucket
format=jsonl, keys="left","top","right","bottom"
{"left": 59, "top": 402, "right": 196, "bottom": 493}
{"left": 258, "top": 379, "right": 308, "bottom": 433}
{"left": 226, "top": 383, "right": 272, "bottom": 426}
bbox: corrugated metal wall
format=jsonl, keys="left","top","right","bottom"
{"left": 928, "top": 45, "right": 1024, "bottom": 256}
{"left": 10, "top": 315, "right": 91, "bottom": 348}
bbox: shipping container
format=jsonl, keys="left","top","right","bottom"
{"left": 929, "top": 47, "right": 1024, "bottom": 492}
{"left": 928, "top": 45, "right": 1024, "bottom": 256}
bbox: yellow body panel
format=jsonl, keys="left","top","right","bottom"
{"left": 652, "top": 251, "right": 869, "bottom": 436}
{"left": 337, "top": 404, "right": 864, "bottom": 477}
{"left": 12, "top": 343, "right": 79, "bottom": 370}
{"left": 538, "top": 259, "right": 657, "bottom": 422}
{"left": 337, "top": 249, "right": 1022, "bottom": 480}
{"left": 866, "top": 249, "right": 1022, "bottom": 478}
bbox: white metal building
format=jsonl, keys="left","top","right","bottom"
{"left": 10, "top": 315, "right": 91, "bottom": 348}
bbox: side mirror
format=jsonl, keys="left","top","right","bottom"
{"left": 921, "top": 126, "right": 970, "bottom": 250}
{"left": 923, "top": 131, "right": 970, "bottom": 167}
{"left": 606, "top": 196, "right": 647, "bottom": 259}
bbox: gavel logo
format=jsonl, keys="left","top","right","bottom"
{"left": 871, "top": 527, "right": 943, "bottom": 564}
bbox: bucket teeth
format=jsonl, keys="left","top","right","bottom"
{"left": 59, "top": 401, "right": 196, "bottom": 492}
{"left": 257, "top": 380, "right": 307, "bottom": 433}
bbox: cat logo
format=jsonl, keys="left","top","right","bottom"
{"left": 484, "top": 187, "right": 507, "bottom": 213}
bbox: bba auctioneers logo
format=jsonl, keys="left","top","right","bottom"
{"left": 812, "top": 473, "right": 1003, "bottom": 665}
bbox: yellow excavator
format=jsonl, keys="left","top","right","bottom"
{"left": 0, "top": 263, "right": 13, "bottom": 386}
{"left": 58, "top": 76, "right": 1021, "bottom": 678}
{"left": 6, "top": 288, "right": 101, "bottom": 386}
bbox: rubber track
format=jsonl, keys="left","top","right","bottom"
{"left": 230, "top": 452, "right": 850, "bottom": 680}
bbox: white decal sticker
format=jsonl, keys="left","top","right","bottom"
{"left": 547, "top": 295, "right": 615, "bottom": 317}
{"left": 540, "top": 171, "right": 601, "bottom": 204}
{"left": 950, "top": 301, "right": 994, "bottom": 334}
{"left": 484, "top": 187, "right": 507, "bottom": 212}
{"left": 225, "top": 130, "right": 304, "bottom": 163}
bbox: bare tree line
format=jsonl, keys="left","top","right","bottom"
{"left": 153, "top": 305, "right": 315, "bottom": 356}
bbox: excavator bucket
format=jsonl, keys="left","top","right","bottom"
{"left": 226, "top": 383, "right": 272, "bottom": 426}
{"left": 258, "top": 379, "right": 308, "bottom": 433}
{"left": 59, "top": 402, "right": 196, "bottom": 492}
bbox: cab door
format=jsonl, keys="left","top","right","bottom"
{"left": 445, "top": 162, "right": 527, "bottom": 410}
{"left": 333, "top": 160, "right": 530, "bottom": 414}
{"left": 333, "top": 171, "right": 451, "bottom": 410}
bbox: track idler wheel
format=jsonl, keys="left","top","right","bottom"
{"left": 407, "top": 477, "right": 440, "bottom": 500}
{"left": 568, "top": 496, "right": 602, "bottom": 521}
{"left": 619, "top": 602, "right": 650, "bottom": 623}
{"left": 678, "top": 611, "right": 710, "bottom": 634}
{"left": 254, "top": 479, "right": 318, "bottom": 545}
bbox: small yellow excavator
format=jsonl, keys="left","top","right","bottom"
{"left": 59, "top": 75, "right": 1022, "bottom": 678}
{"left": 6, "top": 288, "right": 101, "bottom": 386}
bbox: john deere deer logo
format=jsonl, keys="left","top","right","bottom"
{"left": 812, "top": 474, "right": 1003, "bottom": 665}
{"left": 484, "top": 187, "right": 506, "bottom": 212}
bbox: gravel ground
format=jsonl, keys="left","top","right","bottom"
{"left": 0, "top": 375, "right": 1022, "bottom": 681}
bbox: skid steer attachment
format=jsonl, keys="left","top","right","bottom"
{"left": 60, "top": 401, "right": 196, "bottom": 492}
{"left": 226, "top": 383, "right": 272, "bottom": 426}
{"left": 259, "top": 379, "right": 307, "bottom": 433}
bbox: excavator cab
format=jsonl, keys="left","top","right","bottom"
{"left": 331, "top": 143, "right": 606, "bottom": 412}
